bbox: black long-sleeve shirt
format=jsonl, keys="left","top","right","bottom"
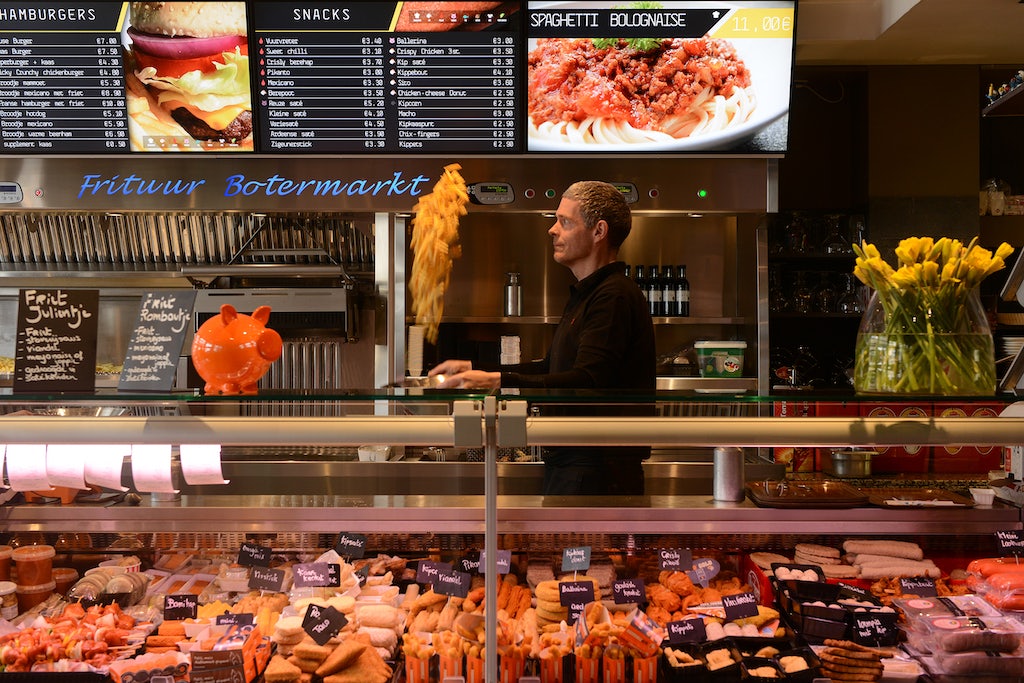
{"left": 500, "top": 261, "right": 656, "bottom": 390}
{"left": 498, "top": 262, "right": 656, "bottom": 477}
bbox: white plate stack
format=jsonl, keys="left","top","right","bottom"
{"left": 1002, "top": 335, "right": 1024, "bottom": 361}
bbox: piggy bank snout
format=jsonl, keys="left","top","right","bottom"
{"left": 257, "top": 328, "right": 283, "bottom": 362}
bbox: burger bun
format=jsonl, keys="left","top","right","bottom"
{"left": 130, "top": 1, "right": 247, "bottom": 38}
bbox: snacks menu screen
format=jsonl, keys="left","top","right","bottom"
{"left": 253, "top": 2, "right": 522, "bottom": 153}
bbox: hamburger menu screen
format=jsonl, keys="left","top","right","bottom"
{"left": 0, "top": 0, "right": 525, "bottom": 155}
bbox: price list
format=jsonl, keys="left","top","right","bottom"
{"left": 0, "top": 4, "right": 129, "bottom": 153}
{"left": 252, "top": 2, "right": 521, "bottom": 154}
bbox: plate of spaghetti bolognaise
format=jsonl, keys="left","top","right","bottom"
{"left": 526, "top": 2, "right": 794, "bottom": 152}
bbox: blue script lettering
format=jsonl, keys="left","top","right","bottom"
{"left": 223, "top": 172, "right": 431, "bottom": 198}
{"left": 78, "top": 174, "right": 206, "bottom": 199}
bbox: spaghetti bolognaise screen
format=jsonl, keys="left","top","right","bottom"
{"left": 526, "top": 1, "right": 795, "bottom": 153}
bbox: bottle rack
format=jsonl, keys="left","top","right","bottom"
{"left": 999, "top": 253, "right": 1024, "bottom": 394}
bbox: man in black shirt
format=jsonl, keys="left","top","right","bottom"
{"left": 429, "top": 181, "right": 656, "bottom": 495}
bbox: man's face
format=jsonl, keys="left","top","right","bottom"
{"left": 549, "top": 197, "right": 596, "bottom": 268}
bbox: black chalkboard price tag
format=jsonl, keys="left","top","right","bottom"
{"left": 899, "top": 577, "right": 937, "bottom": 597}
{"left": 217, "top": 613, "right": 254, "bottom": 627}
{"left": 460, "top": 551, "right": 481, "bottom": 574}
{"left": 416, "top": 560, "right": 452, "bottom": 585}
{"left": 237, "top": 542, "right": 272, "bottom": 567}
{"left": 164, "top": 593, "right": 198, "bottom": 621}
{"left": 14, "top": 288, "right": 100, "bottom": 393}
{"left": 293, "top": 562, "right": 333, "bottom": 588}
{"left": 613, "top": 578, "right": 645, "bottom": 604}
{"left": 559, "top": 580, "right": 595, "bottom": 607}
{"left": 687, "top": 558, "right": 721, "bottom": 588}
{"left": 118, "top": 290, "right": 196, "bottom": 392}
{"left": 851, "top": 612, "right": 898, "bottom": 646}
{"left": 249, "top": 566, "right": 286, "bottom": 592}
{"left": 837, "top": 582, "right": 872, "bottom": 601}
{"left": 480, "top": 549, "right": 512, "bottom": 574}
{"left": 432, "top": 568, "right": 471, "bottom": 598}
{"left": 996, "top": 530, "right": 1024, "bottom": 556}
{"left": 302, "top": 604, "right": 347, "bottom": 647}
{"left": 722, "top": 592, "right": 760, "bottom": 621}
{"left": 561, "top": 546, "right": 591, "bottom": 572}
{"left": 658, "top": 548, "right": 693, "bottom": 571}
{"left": 335, "top": 532, "right": 367, "bottom": 560}
{"left": 666, "top": 618, "right": 706, "bottom": 644}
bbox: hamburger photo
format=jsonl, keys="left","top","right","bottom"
{"left": 124, "top": 1, "right": 252, "bottom": 150}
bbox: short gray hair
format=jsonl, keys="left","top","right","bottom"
{"left": 562, "top": 181, "right": 632, "bottom": 248}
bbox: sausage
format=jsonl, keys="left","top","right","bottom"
{"left": 967, "top": 557, "right": 1024, "bottom": 577}
{"left": 983, "top": 572, "right": 1024, "bottom": 592}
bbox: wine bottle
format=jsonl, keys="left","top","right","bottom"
{"left": 634, "top": 265, "right": 648, "bottom": 307}
{"left": 647, "top": 265, "right": 662, "bottom": 316}
{"left": 662, "top": 265, "right": 678, "bottom": 316}
{"left": 676, "top": 265, "right": 690, "bottom": 317}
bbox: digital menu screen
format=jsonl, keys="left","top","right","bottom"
{"left": 0, "top": 1, "right": 794, "bottom": 155}
{"left": 252, "top": 2, "right": 521, "bottom": 153}
{"left": 526, "top": 1, "right": 795, "bottom": 153}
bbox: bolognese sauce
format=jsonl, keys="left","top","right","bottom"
{"left": 528, "top": 37, "right": 752, "bottom": 135}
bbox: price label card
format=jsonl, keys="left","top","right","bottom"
{"left": 666, "top": 618, "right": 706, "bottom": 644}
{"left": 302, "top": 604, "right": 347, "bottom": 646}
{"left": 118, "top": 290, "right": 196, "bottom": 392}
{"left": 416, "top": 560, "right": 452, "bottom": 585}
{"left": 355, "top": 564, "right": 370, "bottom": 586}
{"left": 14, "top": 288, "right": 100, "bottom": 393}
{"left": 335, "top": 532, "right": 367, "bottom": 559}
{"left": 164, "top": 594, "right": 198, "bottom": 621}
{"left": 687, "top": 558, "right": 721, "bottom": 587}
{"left": 996, "top": 530, "right": 1024, "bottom": 556}
{"left": 479, "top": 549, "right": 511, "bottom": 574}
{"left": 561, "top": 546, "right": 591, "bottom": 572}
{"left": 325, "top": 564, "right": 342, "bottom": 587}
{"left": 432, "top": 568, "right": 471, "bottom": 598}
{"left": 292, "top": 562, "right": 333, "bottom": 588}
{"left": 460, "top": 551, "right": 481, "bottom": 574}
{"left": 851, "top": 613, "right": 897, "bottom": 645}
{"left": 237, "top": 542, "right": 272, "bottom": 567}
{"left": 899, "top": 577, "right": 937, "bottom": 597}
{"left": 249, "top": 566, "right": 286, "bottom": 592}
{"left": 837, "top": 583, "right": 873, "bottom": 601}
{"left": 612, "top": 578, "right": 645, "bottom": 604}
{"left": 658, "top": 548, "right": 692, "bottom": 571}
{"left": 722, "top": 592, "right": 760, "bottom": 621}
{"left": 217, "top": 613, "right": 255, "bottom": 626}
{"left": 559, "top": 580, "right": 595, "bottom": 608}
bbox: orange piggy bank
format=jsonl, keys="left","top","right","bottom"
{"left": 191, "top": 304, "right": 283, "bottom": 395}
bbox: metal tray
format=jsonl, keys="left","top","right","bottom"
{"left": 747, "top": 480, "right": 870, "bottom": 508}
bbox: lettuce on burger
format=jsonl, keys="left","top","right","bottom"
{"left": 126, "top": 1, "right": 252, "bottom": 146}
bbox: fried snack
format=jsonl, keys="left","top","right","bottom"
{"left": 316, "top": 639, "right": 368, "bottom": 677}
{"left": 408, "top": 162, "right": 469, "bottom": 343}
{"left": 264, "top": 655, "right": 303, "bottom": 683}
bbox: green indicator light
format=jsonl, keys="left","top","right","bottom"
{"left": 697, "top": 189, "right": 708, "bottom": 198}
{"left": 545, "top": 189, "right": 556, "bottom": 198}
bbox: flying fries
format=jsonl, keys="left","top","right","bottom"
{"left": 408, "top": 163, "right": 469, "bottom": 344}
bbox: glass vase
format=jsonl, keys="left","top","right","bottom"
{"left": 853, "top": 288, "right": 996, "bottom": 395}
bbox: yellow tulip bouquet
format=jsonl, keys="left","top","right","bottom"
{"left": 852, "top": 236, "right": 1014, "bottom": 395}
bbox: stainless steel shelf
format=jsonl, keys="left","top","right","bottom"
{"left": 3, "top": 494, "right": 1015, "bottom": 536}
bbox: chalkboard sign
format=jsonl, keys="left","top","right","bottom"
{"left": 118, "top": 290, "right": 196, "bottom": 392}
{"left": 561, "top": 546, "right": 591, "bottom": 572}
{"left": 335, "top": 532, "right": 367, "bottom": 559}
{"left": 687, "top": 558, "right": 721, "bottom": 587}
{"left": 164, "top": 593, "right": 199, "bottom": 621}
{"left": 217, "top": 613, "right": 255, "bottom": 627}
{"left": 249, "top": 566, "right": 286, "bottom": 592}
{"left": 850, "top": 612, "right": 898, "bottom": 646}
{"left": 613, "top": 578, "right": 645, "bottom": 604}
{"left": 722, "top": 592, "right": 760, "bottom": 621}
{"left": 899, "top": 577, "right": 937, "bottom": 597}
{"left": 559, "top": 580, "right": 595, "bottom": 607}
{"left": 237, "top": 542, "right": 272, "bottom": 567}
{"left": 666, "top": 618, "right": 706, "bottom": 644}
{"left": 302, "top": 604, "right": 347, "bottom": 647}
{"left": 996, "top": 530, "right": 1024, "bottom": 556}
{"left": 14, "top": 288, "right": 99, "bottom": 393}
{"left": 432, "top": 568, "right": 471, "bottom": 598}
{"left": 480, "top": 549, "right": 511, "bottom": 574}
{"left": 659, "top": 548, "right": 693, "bottom": 571}
{"left": 293, "top": 562, "right": 333, "bottom": 588}
{"left": 416, "top": 560, "right": 451, "bottom": 585}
